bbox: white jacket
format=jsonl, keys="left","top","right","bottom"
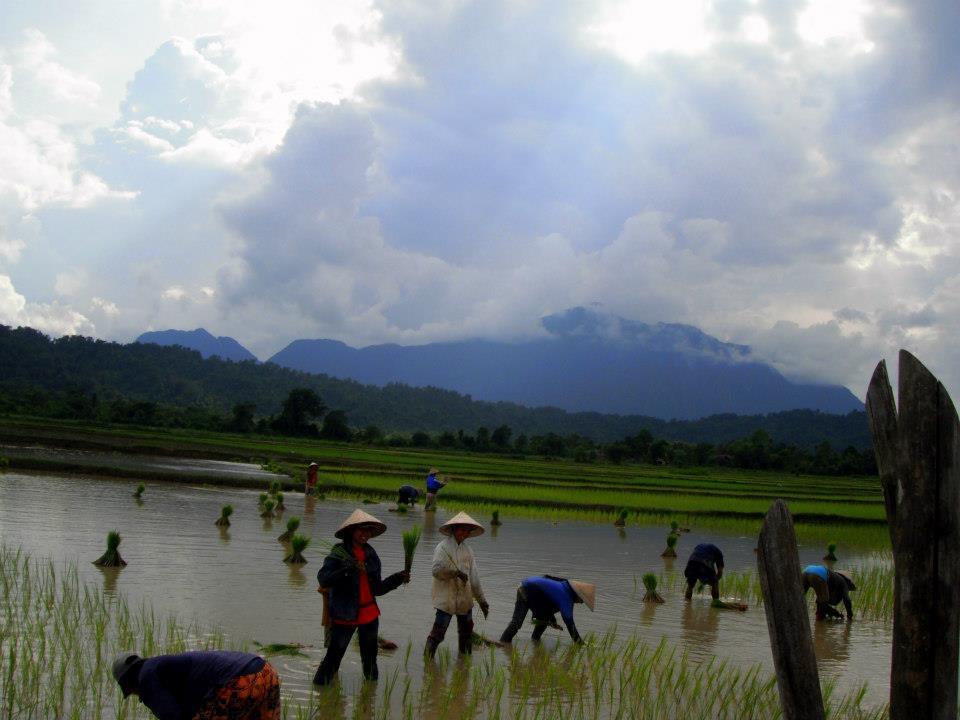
{"left": 431, "top": 535, "right": 486, "bottom": 615}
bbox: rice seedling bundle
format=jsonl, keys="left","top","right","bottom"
{"left": 613, "top": 508, "right": 629, "bottom": 527}
{"left": 269, "top": 480, "right": 282, "bottom": 496}
{"left": 260, "top": 499, "right": 276, "bottom": 518}
{"left": 278, "top": 516, "right": 300, "bottom": 542}
{"left": 641, "top": 573, "right": 665, "bottom": 603}
{"left": 402, "top": 525, "right": 422, "bottom": 574}
{"left": 133, "top": 483, "right": 145, "bottom": 499}
{"left": 824, "top": 542, "right": 838, "bottom": 562}
{"left": 275, "top": 491, "right": 286, "bottom": 511}
{"left": 661, "top": 532, "right": 678, "bottom": 558}
{"left": 92, "top": 530, "right": 126, "bottom": 567}
{"left": 258, "top": 492, "right": 268, "bottom": 508}
{"left": 284, "top": 533, "right": 310, "bottom": 564}
{"left": 491, "top": 509, "right": 502, "bottom": 526}
{"left": 215, "top": 504, "right": 233, "bottom": 527}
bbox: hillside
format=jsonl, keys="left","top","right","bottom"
{"left": 0, "top": 325, "right": 871, "bottom": 448}
{"left": 137, "top": 328, "right": 257, "bottom": 362}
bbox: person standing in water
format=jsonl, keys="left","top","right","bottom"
{"left": 425, "top": 512, "right": 489, "bottom": 657}
{"left": 424, "top": 468, "right": 447, "bottom": 511}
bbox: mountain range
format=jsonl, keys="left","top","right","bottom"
{"left": 137, "top": 328, "right": 257, "bottom": 363}
{"left": 138, "top": 308, "right": 862, "bottom": 420}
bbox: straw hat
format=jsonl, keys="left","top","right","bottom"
{"left": 836, "top": 570, "right": 856, "bottom": 591}
{"left": 568, "top": 580, "right": 596, "bottom": 611}
{"left": 438, "top": 511, "right": 484, "bottom": 538}
{"left": 334, "top": 509, "right": 387, "bottom": 540}
{"left": 428, "top": 467, "right": 439, "bottom": 475}
{"left": 308, "top": 462, "right": 318, "bottom": 468}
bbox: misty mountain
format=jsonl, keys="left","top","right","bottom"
{"left": 137, "top": 328, "right": 257, "bottom": 363}
{"left": 268, "top": 307, "right": 862, "bottom": 420}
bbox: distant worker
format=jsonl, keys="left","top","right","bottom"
{"left": 397, "top": 484, "right": 419, "bottom": 506}
{"left": 498, "top": 575, "right": 594, "bottom": 645}
{"left": 426, "top": 512, "right": 489, "bottom": 657}
{"left": 112, "top": 650, "right": 280, "bottom": 719}
{"left": 305, "top": 462, "right": 319, "bottom": 495}
{"left": 424, "top": 468, "right": 447, "bottom": 511}
{"left": 684, "top": 543, "right": 725, "bottom": 601}
{"left": 802, "top": 564, "right": 855, "bottom": 621}
{"left": 313, "top": 509, "right": 409, "bottom": 685}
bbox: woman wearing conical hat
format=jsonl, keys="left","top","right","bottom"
{"left": 498, "top": 576, "right": 595, "bottom": 645}
{"left": 313, "top": 510, "right": 409, "bottom": 686}
{"left": 425, "top": 512, "right": 489, "bottom": 657}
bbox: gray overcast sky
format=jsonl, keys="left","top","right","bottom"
{"left": 0, "top": 0, "right": 957, "bottom": 398}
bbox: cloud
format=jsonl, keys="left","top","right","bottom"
{"left": 0, "top": 273, "right": 93, "bottom": 336}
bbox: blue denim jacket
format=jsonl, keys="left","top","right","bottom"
{"left": 316, "top": 542, "right": 404, "bottom": 622}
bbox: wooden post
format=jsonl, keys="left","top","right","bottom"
{"left": 866, "top": 350, "right": 960, "bottom": 720}
{"left": 757, "top": 499, "right": 825, "bottom": 720}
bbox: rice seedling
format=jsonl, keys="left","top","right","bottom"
{"left": 491, "top": 509, "right": 502, "bottom": 526}
{"left": 133, "top": 483, "right": 145, "bottom": 499}
{"left": 269, "top": 480, "right": 282, "bottom": 496}
{"left": 278, "top": 516, "right": 300, "bottom": 542}
{"left": 363, "top": 498, "right": 377, "bottom": 504}
{"left": 613, "top": 508, "right": 629, "bottom": 527}
{"left": 402, "top": 525, "right": 422, "bottom": 574}
{"left": 641, "top": 573, "right": 665, "bottom": 603}
{"left": 258, "top": 492, "right": 269, "bottom": 508}
{"left": 252, "top": 641, "right": 310, "bottom": 657}
{"left": 661, "top": 532, "right": 678, "bottom": 558}
{"left": 396, "top": 504, "right": 409, "bottom": 514}
{"left": 214, "top": 504, "right": 233, "bottom": 527}
{"left": 283, "top": 534, "right": 310, "bottom": 564}
{"left": 824, "top": 542, "right": 838, "bottom": 562}
{"left": 92, "top": 531, "right": 126, "bottom": 567}
{"left": 670, "top": 519, "right": 679, "bottom": 533}
{"left": 260, "top": 499, "right": 276, "bottom": 518}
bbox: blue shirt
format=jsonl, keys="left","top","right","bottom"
{"left": 803, "top": 564, "right": 829, "bottom": 581}
{"left": 521, "top": 576, "right": 579, "bottom": 638}
{"left": 426, "top": 473, "right": 444, "bottom": 493}
{"left": 137, "top": 651, "right": 264, "bottom": 720}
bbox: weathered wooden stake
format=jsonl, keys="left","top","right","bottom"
{"left": 757, "top": 499, "right": 825, "bottom": 720}
{"left": 866, "top": 350, "right": 960, "bottom": 720}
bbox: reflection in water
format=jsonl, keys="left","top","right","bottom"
{"left": 662, "top": 556, "right": 675, "bottom": 572}
{"left": 490, "top": 525, "right": 499, "bottom": 540}
{"left": 135, "top": 498, "right": 145, "bottom": 508}
{"left": 288, "top": 566, "right": 307, "bottom": 589}
{"left": 422, "top": 511, "right": 437, "bottom": 540}
{"left": 98, "top": 566, "right": 121, "bottom": 597}
{"left": 304, "top": 496, "right": 316, "bottom": 515}
{"left": 812, "top": 620, "right": 852, "bottom": 666}
{"left": 313, "top": 683, "right": 347, "bottom": 720}
{"left": 680, "top": 602, "right": 720, "bottom": 654}
{"left": 617, "top": 528, "right": 626, "bottom": 541}
{"left": 218, "top": 527, "right": 231, "bottom": 545}
{"left": 261, "top": 518, "right": 274, "bottom": 532}
{"left": 420, "top": 659, "right": 471, "bottom": 720}
{"left": 639, "top": 601, "right": 658, "bottom": 628}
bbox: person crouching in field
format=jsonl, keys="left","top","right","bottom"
{"left": 498, "top": 576, "right": 595, "bottom": 645}
{"left": 683, "top": 543, "right": 725, "bottom": 601}
{"left": 112, "top": 650, "right": 280, "bottom": 719}
{"left": 313, "top": 510, "right": 409, "bottom": 685}
{"left": 397, "top": 484, "right": 419, "bottom": 506}
{"left": 426, "top": 512, "right": 489, "bottom": 657}
{"left": 802, "top": 564, "right": 855, "bottom": 621}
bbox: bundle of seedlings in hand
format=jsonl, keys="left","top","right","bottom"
{"left": 278, "top": 516, "right": 300, "bottom": 542}
{"left": 260, "top": 499, "right": 276, "bottom": 519}
{"left": 215, "top": 505, "right": 233, "bottom": 527}
{"left": 283, "top": 533, "right": 310, "bottom": 564}
{"left": 402, "top": 525, "right": 422, "bottom": 574}
{"left": 491, "top": 509, "right": 502, "bottom": 526}
{"left": 274, "top": 492, "right": 286, "bottom": 512}
{"left": 661, "top": 532, "right": 678, "bottom": 558}
{"left": 641, "top": 573, "right": 665, "bottom": 603}
{"left": 613, "top": 508, "right": 629, "bottom": 527}
{"left": 823, "top": 542, "right": 838, "bottom": 562}
{"left": 133, "top": 483, "right": 145, "bottom": 499}
{"left": 93, "top": 530, "right": 127, "bottom": 567}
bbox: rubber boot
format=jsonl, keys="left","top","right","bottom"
{"left": 457, "top": 617, "right": 475, "bottom": 655}
{"left": 425, "top": 618, "right": 447, "bottom": 658}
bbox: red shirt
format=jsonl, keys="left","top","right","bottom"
{"left": 333, "top": 544, "right": 380, "bottom": 626}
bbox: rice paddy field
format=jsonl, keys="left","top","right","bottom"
{"left": 0, "top": 417, "right": 896, "bottom": 717}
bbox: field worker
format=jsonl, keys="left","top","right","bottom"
{"left": 498, "top": 576, "right": 595, "bottom": 645}
{"left": 397, "top": 484, "right": 419, "bottom": 506}
{"left": 305, "top": 462, "right": 319, "bottom": 495}
{"left": 683, "top": 543, "right": 725, "bottom": 601}
{"left": 313, "top": 510, "right": 409, "bottom": 685}
{"left": 424, "top": 468, "right": 447, "bottom": 510}
{"left": 802, "top": 564, "right": 855, "bottom": 621}
{"left": 425, "top": 512, "right": 489, "bottom": 657}
{"left": 112, "top": 650, "right": 280, "bottom": 720}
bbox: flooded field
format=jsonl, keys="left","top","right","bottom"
{"left": 0, "top": 468, "right": 893, "bottom": 714}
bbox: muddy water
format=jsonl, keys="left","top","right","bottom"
{"left": 0, "top": 471, "right": 892, "bottom": 710}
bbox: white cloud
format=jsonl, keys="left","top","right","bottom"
{"left": 54, "top": 268, "right": 87, "bottom": 296}
{"left": 90, "top": 296, "right": 120, "bottom": 317}
{"left": 0, "top": 273, "right": 93, "bottom": 336}
{"left": 15, "top": 29, "right": 101, "bottom": 105}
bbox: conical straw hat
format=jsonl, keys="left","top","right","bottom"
{"left": 334, "top": 509, "right": 387, "bottom": 539}
{"left": 438, "top": 511, "right": 484, "bottom": 538}
{"left": 568, "top": 580, "right": 596, "bottom": 611}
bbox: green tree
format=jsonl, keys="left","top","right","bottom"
{"left": 229, "top": 402, "right": 256, "bottom": 433}
{"left": 320, "top": 409, "right": 352, "bottom": 441}
{"left": 272, "top": 388, "right": 326, "bottom": 436}
{"left": 491, "top": 424, "right": 512, "bottom": 448}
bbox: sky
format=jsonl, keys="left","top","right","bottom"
{"left": 0, "top": 0, "right": 957, "bottom": 398}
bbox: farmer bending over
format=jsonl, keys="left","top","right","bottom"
{"left": 424, "top": 468, "right": 447, "bottom": 510}
{"left": 684, "top": 543, "right": 725, "bottom": 601}
{"left": 313, "top": 509, "right": 409, "bottom": 685}
{"left": 802, "top": 564, "right": 855, "bottom": 621}
{"left": 498, "top": 576, "right": 595, "bottom": 645}
{"left": 397, "top": 484, "right": 419, "bottom": 506}
{"left": 112, "top": 650, "right": 280, "bottom": 719}
{"left": 426, "top": 512, "right": 489, "bottom": 657}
